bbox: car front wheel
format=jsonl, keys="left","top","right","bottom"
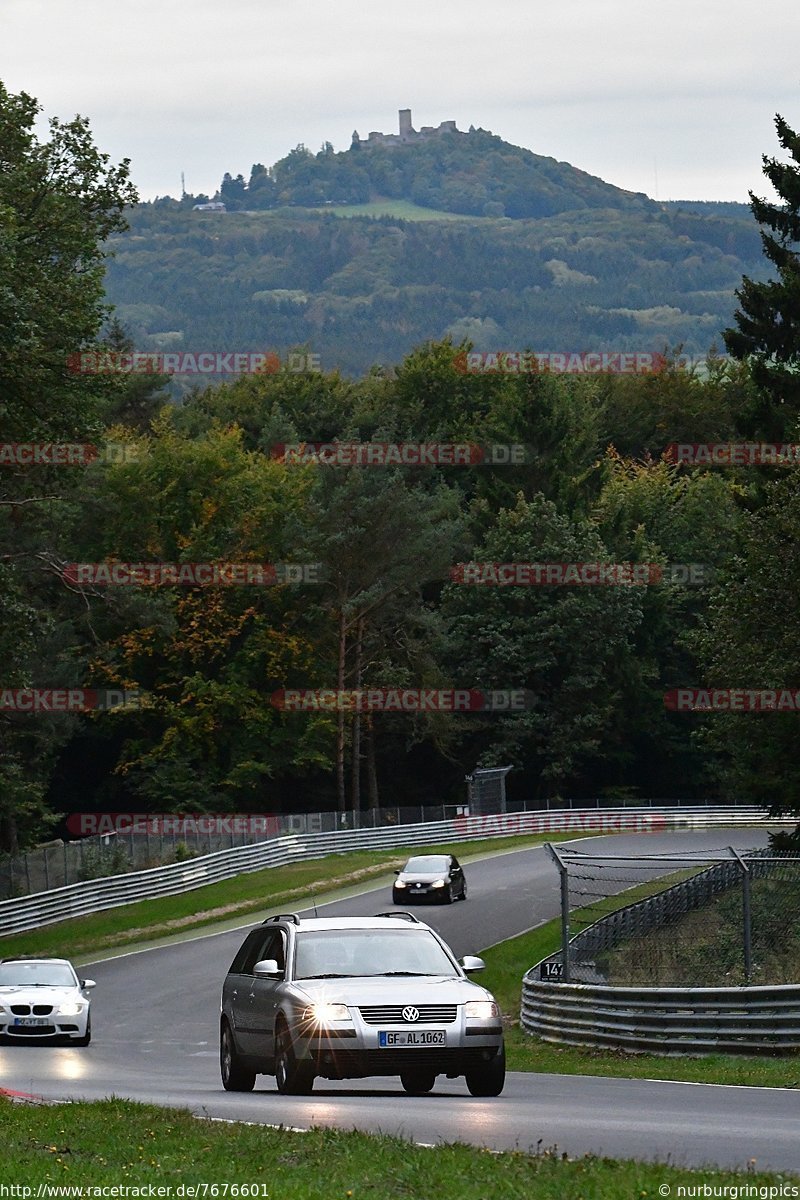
{"left": 220, "top": 1020, "right": 256, "bottom": 1092}
{"left": 465, "top": 1045, "right": 506, "bottom": 1097}
{"left": 275, "top": 1021, "right": 315, "bottom": 1095}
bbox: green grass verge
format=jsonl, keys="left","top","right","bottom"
{"left": 481, "top": 876, "right": 800, "bottom": 1088}
{"left": 0, "top": 1097, "right": 791, "bottom": 1192}
{"left": 0, "top": 834, "right": 568, "bottom": 962}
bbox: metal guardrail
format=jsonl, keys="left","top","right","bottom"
{"left": 0, "top": 805, "right": 779, "bottom": 937}
{"left": 1, "top": 794, "right": 758, "bottom": 900}
{"left": 520, "top": 979, "right": 800, "bottom": 1053}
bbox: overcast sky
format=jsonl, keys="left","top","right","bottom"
{"left": 3, "top": 0, "right": 798, "bottom": 204}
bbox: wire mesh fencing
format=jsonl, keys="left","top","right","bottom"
{"left": 542, "top": 844, "right": 800, "bottom": 986}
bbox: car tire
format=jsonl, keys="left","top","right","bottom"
{"left": 459, "top": 880, "right": 468, "bottom": 901}
{"left": 465, "top": 1045, "right": 506, "bottom": 1097}
{"left": 73, "top": 1016, "right": 91, "bottom": 1047}
{"left": 443, "top": 884, "right": 454, "bottom": 904}
{"left": 275, "top": 1020, "right": 314, "bottom": 1095}
{"left": 400, "top": 1070, "right": 436, "bottom": 1094}
{"left": 220, "top": 1020, "right": 256, "bottom": 1092}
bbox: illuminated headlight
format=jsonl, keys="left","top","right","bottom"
{"left": 464, "top": 1001, "right": 498, "bottom": 1020}
{"left": 394, "top": 879, "right": 407, "bottom": 888}
{"left": 56, "top": 1002, "right": 85, "bottom": 1016}
{"left": 302, "top": 1002, "right": 351, "bottom": 1023}
{"left": 430, "top": 879, "right": 446, "bottom": 889}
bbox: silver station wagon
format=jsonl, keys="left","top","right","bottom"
{"left": 220, "top": 912, "right": 505, "bottom": 1097}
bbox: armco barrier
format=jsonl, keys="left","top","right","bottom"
{"left": 0, "top": 805, "right": 779, "bottom": 936}
{"left": 520, "top": 978, "right": 800, "bottom": 1054}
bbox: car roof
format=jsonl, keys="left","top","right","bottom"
{"left": 1, "top": 957, "right": 74, "bottom": 966}
{"left": 263, "top": 915, "right": 434, "bottom": 933}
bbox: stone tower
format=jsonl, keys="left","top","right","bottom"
{"left": 398, "top": 109, "right": 414, "bottom": 142}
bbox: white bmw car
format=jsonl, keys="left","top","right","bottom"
{"left": 0, "top": 957, "right": 95, "bottom": 1045}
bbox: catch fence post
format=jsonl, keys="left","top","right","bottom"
{"left": 730, "top": 846, "right": 752, "bottom": 983}
{"left": 545, "top": 841, "right": 570, "bottom": 983}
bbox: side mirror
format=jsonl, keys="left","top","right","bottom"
{"left": 460, "top": 955, "right": 485, "bottom": 974}
{"left": 253, "top": 959, "right": 282, "bottom": 978}
{"left": 81, "top": 979, "right": 97, "bottom": 989}
{"left": 394, "top": 869, "right": 401, "bottom": 876}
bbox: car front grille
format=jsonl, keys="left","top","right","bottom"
{"left": 358, "top": 1005, "right": 458, "bottom": 1025}
{"left": 10, "top": 1004, "right": 54, "bottom": 1016}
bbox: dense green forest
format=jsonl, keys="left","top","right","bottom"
{"left": 3, "top": 81, "right": 800, "bottom": 852}
{"left": 105, "top": 200, "right": 765, "bottom": 378}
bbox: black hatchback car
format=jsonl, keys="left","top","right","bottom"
{"left": 392, "top": 854, "right": 467, "bottom": 904}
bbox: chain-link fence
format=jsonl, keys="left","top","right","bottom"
{"left": 0, "top": 795, "right": 765, "bottom": 901}
{"left": 0, "top": 804, "right": 465, "bottom": 898}
{"left": 542, "top": 844, "right": 800, "bottom": 986}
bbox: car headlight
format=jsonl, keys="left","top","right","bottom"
{"left": 464, "top": 1001, "right": 498, "bottom": 1020}
{"left": 302, "top": 1002, "right": 351, "bottom": 1023}
{"left": 430, "top": 879, "right": 446, "bottom": 888}
{"left": 394, "top": 879, "right": 407, "bottom": 888}
{"left": 56, "top": 1002, "right": 85, "bottom": 1016}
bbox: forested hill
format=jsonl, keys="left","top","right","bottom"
{"left": 105, "top": 196, "right": 765, "bottom": 377}
{"left": 206, "top": 128, "right": 656, "bottom": 219}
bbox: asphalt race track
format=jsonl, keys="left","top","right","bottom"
{"left": 2, "top": 828, "right": 798, "bottom": 1172}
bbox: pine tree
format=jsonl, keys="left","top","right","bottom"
{"left": 724, "top": 115, "right": 800, "bottom": 437}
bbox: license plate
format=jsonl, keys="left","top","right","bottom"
{"left": 378, "top": 1030, "right": 446, "bottom": 1047}
{"left": 13, "top": 1017, "right": 49, "bottom": 1027}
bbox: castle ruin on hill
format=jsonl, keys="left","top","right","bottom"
{"left": 351, "top": 109, "right": 477, "bottom": 148}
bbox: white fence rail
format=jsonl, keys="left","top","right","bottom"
{"left": 0, "top": 805, "right": 780, "bottom": 937}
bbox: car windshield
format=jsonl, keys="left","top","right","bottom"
{"left": 293, "top": 928, "right": 459, "bottom": 980}
{"left": 0, "top": 962, "right": 76, "bottom": 987}
{"left": 403, "top": 856, "right": 449, "bottom": 873}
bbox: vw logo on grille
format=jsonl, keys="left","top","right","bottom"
{"left": 401, "top": 1006, "right": 420, "bottom": 1023}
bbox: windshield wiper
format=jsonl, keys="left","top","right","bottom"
{"left": 366, "top": 970, "right": 438, "bottom": 977}
{"left": 299, "top": 972, "right": 351, "bottom": 979}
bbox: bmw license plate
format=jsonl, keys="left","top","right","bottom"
{"left": 379, "top": 1030, "right": 446, "bottom": 1047}
{"left": 14, "top": 1017, "right": 48, "bottom": 1027}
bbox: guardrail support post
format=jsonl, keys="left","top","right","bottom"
{"left": 545, "top": 842, "right": 570, "bottom": 982}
